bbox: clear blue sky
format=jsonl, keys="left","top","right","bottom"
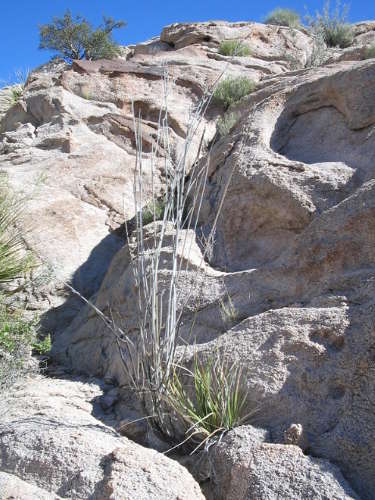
{"left": 0, "top": 0, "right": 374, "bottom": 82}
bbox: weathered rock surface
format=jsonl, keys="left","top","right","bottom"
{"left": 0, "top": 471, "right": 61, "bottom": 499}
{"left": 3, "top": 18, "right": 375, "bottom": 500}
{"left": 210, "top": 426, "right": 358, "bottom": 499}
{"left": 0, "top": 376, "right": 204, "bottom": 499}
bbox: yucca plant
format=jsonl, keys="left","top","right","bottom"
{"left": 0, "top": 189, "right": 33, "bottom": 286}
{"left": 168, "top": 354, "right": 250, "bottom": 451}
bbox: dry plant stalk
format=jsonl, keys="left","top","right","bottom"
{"left": 122, "top": 66, "right": 235, "bottom": 438}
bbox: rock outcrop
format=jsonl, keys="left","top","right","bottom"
{"left": 2, "top": 18, "right": 375, "bottom": 500}
{"left": 0, "top": 376, "right": 203, "bottom": 499}
{"left": 210, "top": 426, "right": 358, "bottom": 499}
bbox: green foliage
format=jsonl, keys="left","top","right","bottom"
{"left": 219, "top": 40, "right": 252, "bottom": 57}
{"left": 39, "top": 10, "right": 126, "bottom": 62}
{"left": 0, "top": 306, "right": 37, "bottom": 354}
{"left": 0, "top": 304, "right": 39, "bottom": 392}
{"left": 168, "top": 355, "right": 249, "bottom": 449}
{"left": 33, "top": 333, "right": 51, "bottom": 355}
{"left": 214, "top": 76, "right": 256, "bottom": 109}
{"left": 307, "top": 0, "right": 354, "bottom": 48}
{"left": 265, "top": 8, "right": 301, "bottom": 28}
{"left": 142, "top": 199, "right": 165, "bottom": 226}
{"left": 217, "top": 112, "right": 239, "bottom": 136}
{"left": 0, "top": 188, "right": 33, "bottom": 285}
{"left": 363, "top": 44, "right": 375, "bottom": 60}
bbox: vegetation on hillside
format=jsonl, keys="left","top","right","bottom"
{"left": 168, "top": 355, "right": 250, "bottom": 450}
{"left": 307, "top": 0, "right": 354, "bottom": 49}
{"left": 265, "top": 8, "right": 301, "bottom": 28}
{"left": 39, "top": 10, "right": 126, "bottom": 62}
{"left": 0, "top": 183, "right": 47, "bottom": 392}
{"left": 214, "top": 76, "right": 256, "bottom": 109}
{"left": 219, "top": 40, "right": 251, "bottom": 57}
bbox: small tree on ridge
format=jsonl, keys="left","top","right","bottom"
{"left": 39, "top": 10, "right": 126, "bottom": 62}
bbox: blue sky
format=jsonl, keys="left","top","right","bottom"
{"left": 0, "top": 0, "right": 374, "bottom": 83}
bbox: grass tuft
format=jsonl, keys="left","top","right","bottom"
{"left": 168, "top": 354, "right": 250, "bottom": 449}
{"left": 219, "top": 40, "right": 252, "bottom": 57}
{"left": 265, "top": 8, "right": 301, "bottom": 28}
{"left": 214, "top": 76, "right": 256, "bottom": 109}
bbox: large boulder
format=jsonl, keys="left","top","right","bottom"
{"left": 210, "top": 426, "right": 358, "bottom": 499}
{"left": 0, "top": 376, "right": 204, "bottom": 499}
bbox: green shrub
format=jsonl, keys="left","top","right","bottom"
{"left": 214, "top": 76, "right": 256, "bottom": 109}
{"left": 142, "top": 199, "right": 165, "bottom": 226}
{"left": 39, "top": 10, "right": 126, "bottom": 62}
{"left": 217, "top": 112, "right": 239, "bottom": 136}
{"left": 219, "top": 40, "right": 252, "bottom": 57}
{"left": 363, "top": 44, "right": 375, "bottom": 60}
{"left": 308, "top": 0, "right": 354, "bottom": 48}
{"left": 168, "top": 355, "right": 250, "bottom": 449}
{"left": 265, "top": 8, "right": 301, "bottom": 28}
{"left": 33, "top": 333, "right": 51, "bottom": 355}
{"left": 0, "top": 305, "right": 38, "bottom": 391}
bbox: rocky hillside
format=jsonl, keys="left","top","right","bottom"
{"left": 1, "top": 19, "right": 375, "bottom": 499}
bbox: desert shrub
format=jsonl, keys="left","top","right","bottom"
{"left": 217, "top": 112, "right": 239, "bottom": 136}
{"left": 33, "top": 333, "right": 51, "bottom": 355}
{"left": 142, "top": 199, "right": 165, "bottom": 226}
{"left": 0, "top": 183, "right": 39, "bottom": 391}
{"left": 0, "top": 305, "right": 39, "bottom": 391}
{"left": 265, "top": 8, "right": 301, "bottom": 28}
{"left": 305, "top": 30, "right": 330, "bottom": 67}
{"left": 219, "top": 40, "right": 251, "bottom": 57}
{"left": 39, "top": 10, "right": 126, "bottom": 62}
{"left": 214, "top": 76, "right": 256, "bottom": 109}
{"left": 307, "top": 0, "right": 354, "bottom": 48}
{"left": 363, "top": 44, "right": 375, "bottom": 59}
{"left": 168, "top": 355, "right": 250, "bottom": 450}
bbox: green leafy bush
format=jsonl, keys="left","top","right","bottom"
{"left": 0, "top": 305, "right": 38, "bottom": 391}
{"left": 142, "top": 199, "right": 165, "bottom": 226}
{"left": 33, "top": 333, "right": 51, "bottom": 355}
{"left": 308, "top": 0, "right": 354, "bottom": 48}
{"left": 214, "top": 76, "right": 256, "bottom": 109}
{"left": 39, "top": 10, "right": 126, "bottom": 62}
{"left": 219, "top": 40, "right": 251, "bottom": 57}
{"left": 217, "top": 112, "right": 239, "bottom": 136}
{"left": 168, "top": 355, "right": 250, "bottom": 449}
{"left": 265, "top": 8, "right": 301, "bottom": 28}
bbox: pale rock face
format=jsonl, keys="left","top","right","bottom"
{"left": 0, "top": 376, "right": 204, "bottom": 499}
{"left": 0, "top": 472, "right": 61, "bottom": 500}
{"left": 210, "top": 426, "right": 358, "bottom": 500}
{"left": 2, "top": 19, "right": 375, "bottom": 500}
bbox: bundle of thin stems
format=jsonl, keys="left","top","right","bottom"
{"left": 121, "top": 66, "right": 235, "bottom": 437}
